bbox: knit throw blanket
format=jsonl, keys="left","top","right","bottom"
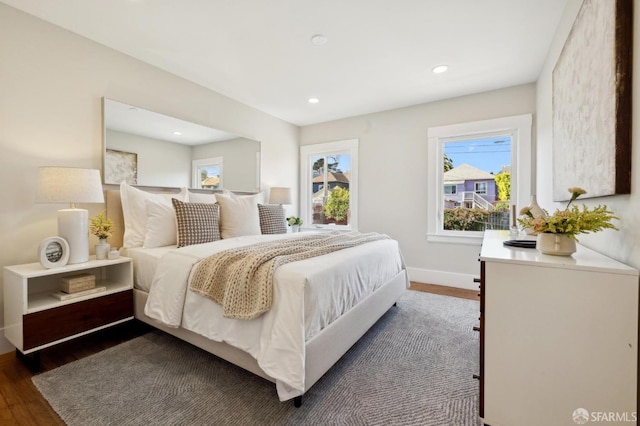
{"left": 189, "top": 231, "right": 390, "bottom": 320}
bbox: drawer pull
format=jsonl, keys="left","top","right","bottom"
{"left": 473, "top": 326, "right": 480, "bottom": 332}
{"left": 473, "top": 278, "right": 481, "bottom": 283}
{"left": 473, "top": 374, "right": 480, "bottom": 380}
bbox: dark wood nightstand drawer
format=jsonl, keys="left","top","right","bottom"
{"left": 23, "top": 290, "right": 133, "bottom": 350}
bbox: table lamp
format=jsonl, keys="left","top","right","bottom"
{"left": 36, "top": 167, "right": 105, "bottom": 264}
{"left": 269, "top": 187, "right": 292, "bottom": 205}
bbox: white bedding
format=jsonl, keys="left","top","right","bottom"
{"left": 124, "top": 246, "right": 176, "bottom": 292}
{"left": 142, "top": 232, "right": 406, "bottom": 400}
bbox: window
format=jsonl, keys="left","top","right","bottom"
{"left": 428, "top": 114, "right": 532, "bottom": 244}
{"left": 475, "top": 182, "right": 487, "bottom": 195}
{"left": 192, "top": 157, "right": 223, "bottom": 189}
{"left": 300, "top": 140, "right": 358, "bottom": 230}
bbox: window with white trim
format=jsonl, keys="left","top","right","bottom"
{"left": 192, "top": 157, "right": 223, "bottom": 189}
{"left": 475, "top": 181, "right": 488, "bottom": 195}
{"left": 300, "top": 140, "right": 358, "bottom": 230}
{"left": 427, "top": 114, "right": 532, "bottom": 244}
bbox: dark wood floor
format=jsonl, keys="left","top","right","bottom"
{"left": 0, "top": 283, "right": 477, "bottom": 425}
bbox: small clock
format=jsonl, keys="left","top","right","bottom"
{"left": 38, "top": 237, "right": 70, "bottom": 269}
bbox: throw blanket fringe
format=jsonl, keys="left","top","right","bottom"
{"left": 189, "top": 231, "right": 390, "bottom": 319}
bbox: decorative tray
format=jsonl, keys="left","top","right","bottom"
{"left": 503, "top": 239, "right": 537, "bottom": 249}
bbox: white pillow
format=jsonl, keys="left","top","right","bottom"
{"left": 143, "top": 198, "right": 178, "bottom": 248}
{"left": 216, "top": 192, "right": 264, "bottom": 239}
{"left": 187, "top": 189, "right": 232, "bottom": 203}
{"left": 187, "top": 192, "right": 217, "bottom": 204}
{"left": 119, "top": 182, "right": 187, "bottom": 248}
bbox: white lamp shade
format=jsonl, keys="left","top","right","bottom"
{"left": 36, "top": 167, "right": 104, "bottom": 264}
{"left": 269, "top": 187, "right": 292, "bottom": 205}
{"left": 36, "top": 167, "right": 104, "bottom": 205}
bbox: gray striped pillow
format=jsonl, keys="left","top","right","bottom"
{"left": 172, "top": 199, "right": 221, "bottom": 247}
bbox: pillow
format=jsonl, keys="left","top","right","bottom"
{"left": 172, "top": 198, "right": 221, "bottom": 247}
{"left": 187, "top": 189, "right": 231, "bottom": 204}
{"left": 187, "top": 192, "right": 217, "bottom": 204}
{"left": 143, "top": 198, "right": 178, "bottom": 248}
{"left": 120, "top": 182, "right": 187, "bottom": 248}
{"left": 257, "top": 204, "right": 287, "bottom": 234}
{"left": 216, "top": 192, "right": 264, "bottom": 239}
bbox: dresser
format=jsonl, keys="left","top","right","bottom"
{"left": 478, "top": 231, "right": 638, "bottom": 426}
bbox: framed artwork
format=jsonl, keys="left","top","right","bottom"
{"left": 105, "top": 149, "right": 138, "bottom": 185}
{"left": 552, "top": 0, "right": 632, "bottom": 201}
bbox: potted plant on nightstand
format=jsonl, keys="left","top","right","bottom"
{"left": 287, "top": 216, "right": 303, "bottom": 233}
{"left": 90, "top": 210, "right": 113, "bottom": 260}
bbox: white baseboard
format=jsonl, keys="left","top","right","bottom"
{"left": 406, "top": 267, "right": 479, "bottom": 291}
{"left": 0, "top": 333, "right": 14, "bottom": 356}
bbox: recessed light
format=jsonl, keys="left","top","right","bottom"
{"left": 432, "top": 65, "right": 448, "bottom": 74}
{"left": 308, "top": 98, "right": 320, "bottom": 104}
{"left": 173, "top": 131, "right": 182, "bottom": 135}
{"left": 310, "top": 34, "right": 327, "bottom": 45}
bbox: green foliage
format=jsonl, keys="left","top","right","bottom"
{"left": 518, "top": 187, "right": 618, "bottom": 240}
{"left": 493, "top": 201, "right": 510, "bottom": 212}
{"left": 443, "top": 154, "right": 454, "bottom": 172}
{"left": 313, "top": 156, "right": 341, "bottom": 173}
{"left": 443, "top": 208, "right": 488, "bottom": 231}
{"left": 287, "top": 216, "right": 303, "bottom": 226}
{"left": 89, "top": 210, "right": 113, "bottom": 240}
{"left": 324, "top": 187, "right": 349, "bottom": 222}
{"left": 494, "top": 171, "right": 511, "bottom": 201}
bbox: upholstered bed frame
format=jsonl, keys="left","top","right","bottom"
{"left": 105, "top": 189, "right": 408, "bottom": 405}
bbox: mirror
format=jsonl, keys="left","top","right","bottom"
{"left": 102, "top": 98, "right": 260, "bottom": 192}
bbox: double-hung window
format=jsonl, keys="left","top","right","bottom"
{"left": 427, "top": 114, "right": 532, "bottom": 244}
{"left": 300, "top": 139, "right": 358, "bottom": 230}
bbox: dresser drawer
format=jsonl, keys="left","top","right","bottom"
{"left": 23, "top": 290, "right": 133, "bottom": 350}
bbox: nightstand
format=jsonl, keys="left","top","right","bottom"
{"left": 3, "top": 256, "right": 133, "bottom": 369}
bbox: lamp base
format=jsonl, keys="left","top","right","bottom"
{"left": 58, "top": 208, "right": 89, "bottom": 264}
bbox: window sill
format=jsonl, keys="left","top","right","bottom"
{"left": 426, "top": 233, "right": 483, "bottom": 245}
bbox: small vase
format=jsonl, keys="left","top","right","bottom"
{"left": 291, "top": 225, "right": 299, "bottom": 233}
{"left": 524, "top": 195, "right": 546, "bottom": 235}
{"left": 528, "top": 195, "right": 546, "bottom": 218}
{"left": 536, "top": 233, "right": 576, "bottom": 256}
{"left": 95, "top": 239, "right": 110, "bottom": 260}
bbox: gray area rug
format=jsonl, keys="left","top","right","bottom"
{"left": 33, "top": 291, "right": 479, "bottom": 425}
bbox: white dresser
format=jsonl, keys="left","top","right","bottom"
{"left": 479, "top": 231, "right": 638, "bottom": 426}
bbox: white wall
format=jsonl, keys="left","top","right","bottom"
{"left": 106, "top": 130, "right": 192, "bottom": 187}
{"left": 300, "top": 84, "right": 537, "bottom": 288}
{"left": 0, "top": 4, "right": 298, "bottom": 354}
{"left": 537, "top": 0, "right": 640, "bottom": 269}
{"left": 192, "top": 137, "right": 261, "bottom": 192}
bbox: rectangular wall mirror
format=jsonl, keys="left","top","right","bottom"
{"left": 102, "top": 98, "right": 260, "bottom": 192}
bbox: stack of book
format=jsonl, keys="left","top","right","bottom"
{"left": 52, "top": 273, "right": 106, "bottom": 300}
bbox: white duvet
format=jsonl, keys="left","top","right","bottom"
{"left": 143, "top": 232, "right": 405, "bottom": 400}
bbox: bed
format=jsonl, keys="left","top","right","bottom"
{"left": 105, "top": 185, "right": 408, "bottom": 405}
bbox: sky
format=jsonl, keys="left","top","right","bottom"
{"left": 444, "top": 135, "right": 512, "bottom": 174}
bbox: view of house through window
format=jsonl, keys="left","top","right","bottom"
{"left": 443, "top": 135, "right": 512, "bottom": 231}
{"left": 192, "top": 157, "right": 223, "bottom": 189}
{"left": 310, "top": 154, "right": 351, "bottom": 225}
{"left": 198, "top": 165, "right": 221, "bottom": 189}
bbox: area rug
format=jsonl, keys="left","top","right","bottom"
{"left": 33, "top": 291, "right": 479, "bottom": 425}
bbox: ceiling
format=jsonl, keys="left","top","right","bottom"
{"left": 3, "top": 0, "right": 568, "bottom": 126}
